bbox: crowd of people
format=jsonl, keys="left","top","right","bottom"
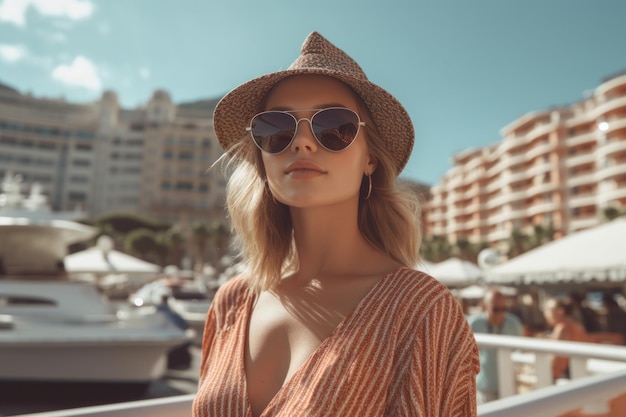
{"left": 469, "top": 286, "right": 626, "bottom": 403}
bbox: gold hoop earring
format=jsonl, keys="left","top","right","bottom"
{"left": 365, "top": 174, "right": 372, "bottom": 200}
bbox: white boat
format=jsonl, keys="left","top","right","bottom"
{"left": 0, "top": 279, "right": 190, "bottom": 386}
{"left": 0, "top": 172, "right": 190, "bottom": 390}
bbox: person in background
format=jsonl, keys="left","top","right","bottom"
{"left": 469, "top": 288, "right": 523, "bottom": 404}
{"left": 156, "top": 294, "right": 190, "bottom": 331}
{"left": 192, "top": 31, "right": 479, "bottom": 417}
{"left": 569, "top": 291, "right": 602, "bottom": 333}
{"left": 602, "top": 292, "right": 626, "bottom": 345}
{"left": 543, "top": 297, "right": 590, "bottom": 380}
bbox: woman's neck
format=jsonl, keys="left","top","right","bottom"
{"left": 288, "top": 202, "right": 395, "bottom": 281}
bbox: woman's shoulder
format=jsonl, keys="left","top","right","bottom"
{"left": 388, "top": 267, "right": 456, "bottom": 301}
{"left": 210, "top": 275, "right": 252, "bottom": 323}
{"left": 386, "top": 267, "right": 463, "bottom": 319}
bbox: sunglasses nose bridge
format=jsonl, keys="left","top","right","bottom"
{"left": 289, "top": 116, "right": 319, "bottom": 152}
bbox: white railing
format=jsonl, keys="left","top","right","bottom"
{"left": 12, "top": 335, "right": 626, "bottom": 417}
{"left": 475, "top": 333, "right": 626, "bottom": 416}
{"left": 477, "top": 368, "right": 626, "bottom": 417}
{"left": 11, "top": 394, "right": 196, "bottom": 417}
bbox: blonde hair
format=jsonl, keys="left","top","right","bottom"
{"left": 223, "top": 93, "right": 422, "bottom": 293}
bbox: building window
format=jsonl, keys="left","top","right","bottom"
{"left": 67, "top": 191, "right": 87, "bottom": 202}
{"left": 175, "top": 181, "right": 193, "bottom": 191}
{"left": 73, "top": 159, "right": 91, "bottom": 167}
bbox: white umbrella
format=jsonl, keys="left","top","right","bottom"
{"left": 457, "top": 284, "right": 487, "bottom": 299}
{"left": 428, "top": 257, "right": 483, "bottom": 287}
{"left": 485, "top": 217, "right": 626, "bottom": 285}
{"left": 64, "top": 247, "right": 161, "bottom": 275}
{"left": 415, "top": 259, "right": 436, "bottom": 274}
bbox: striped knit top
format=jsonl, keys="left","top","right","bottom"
{"left": 193, "top": 267, "right": 479, "bottom": 417}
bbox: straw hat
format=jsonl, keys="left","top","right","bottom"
{"left": 213, "top": 31, "right": 415, "bottom": 174}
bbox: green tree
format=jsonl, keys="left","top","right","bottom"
{"left": 421, "top": 235, "right": 453, "bottom": 263}
{"left": 209, "top": 221, "right": 231, "bottom": 268}
{"left": 124, "top": 228, "right": 165, "bottom": 264}
{"left": 602, "top": 206, "right": 622, "bottom": 222}
{"left": 191, "top": 221, "right": 211, "bottom": 273}
{"left": 507, "top": 228, "right": 530, "bottom": 258}
{"left": 160, "top": 226, "right": 186, "bottom": 267}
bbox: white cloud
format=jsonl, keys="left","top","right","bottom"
{"left": 0, "top": 43, "right": 27, "bottom": 62}
{"left": 0, "top": 0, "right": 94, "bottom": 27}
{"left": 138, "top": 67, "right": 151, "bottom": 79}
{"left": 52, "top": 55, "right": 102, "bottom": 91}
{"left": 0, "top": 0, "right": 29, "bottom": 26}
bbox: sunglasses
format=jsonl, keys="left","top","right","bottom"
{"left": 246, "top": 107, "right": 365, "bottom": 154}
{"left": 491, "top": 307, "right": 507, "bottom": 313}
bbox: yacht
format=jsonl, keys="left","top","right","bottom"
{"left": 0, "top": 172, "right": 189, "bottom": 390}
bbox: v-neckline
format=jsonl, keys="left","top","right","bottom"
{"left": 240, "top": 267, "right": 404, "bottom": 417}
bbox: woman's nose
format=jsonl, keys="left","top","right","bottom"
{"left": 289, "top": 119, "right": 318, "bottom": 152}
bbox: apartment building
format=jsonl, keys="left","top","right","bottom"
{"left": 0, "top": 82, "right": 225, "bottom": 225}
{"left": 425, "top": 70, "right": 626, "bottom": 249}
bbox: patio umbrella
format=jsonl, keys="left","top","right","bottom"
{"left": 485, "top": 217, "right": 626, "bottom": 285}
{"left": 428, "top": 257, "right": 483, "bottom": 288}
{"left": 415, "top": 259, "right": 436, "bottom": 274}
{"left": 64, "top": 247, "right": 161, "bottom": 275}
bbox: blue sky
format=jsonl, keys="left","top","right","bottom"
{"left": 1, "top": 0, "right": 625, "bottom": 184}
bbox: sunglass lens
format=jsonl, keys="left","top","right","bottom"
{"left": 312, "top": 108, "right": 360, "bottom": 151}
{"left": 250, "top": 112, "right": 296, "bottom": 153}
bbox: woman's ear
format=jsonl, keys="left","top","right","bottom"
{"left": 366, "top": 153, "right": 378, "bottom": 174}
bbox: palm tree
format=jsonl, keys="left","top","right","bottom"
{"left": 124, "top": 228, "right": 162, "bottom": 263}
{"left": 161, "top": 226, "right": 186, "bottom": 267}
{"left": 421, "top": 235, "right": 453, "bottom": 263}
{"left": 209, "top": 221, "right": 231, "bottom": 269}
{"left": 602, "top": 206, "right": 622, "bottom": 222}
{"left": 507, "top": 228, "right": 529, "bottom": 258}
{"left": 191, "top": 221, "right": 210, "bottom": 273}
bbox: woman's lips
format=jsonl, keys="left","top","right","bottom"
{"left": 285, "top": 160, "right": 327, "bottom": 176}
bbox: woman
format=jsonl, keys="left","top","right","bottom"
{"left": 193, "top": 31, "right": 479, "bottom": 417}
{"left": 543, "top": 297, "right": 590, "bottom": 379}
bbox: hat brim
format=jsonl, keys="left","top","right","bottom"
{"left": 213, "top": 68, "right": 414, "bottom": 174}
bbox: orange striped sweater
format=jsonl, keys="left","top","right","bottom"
{"left": 193, "top": 267, "right": 479, "bottom": 417}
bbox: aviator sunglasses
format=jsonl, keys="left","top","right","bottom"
{"left": 246, "top": 107, "right": 365, "bottom": 154}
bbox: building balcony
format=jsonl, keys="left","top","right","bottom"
{"left": 487, "top": 209, "right": 527, "bottom": 226}
{"left": 527, "top": 162, "right": 551, "bottom": 178}
{"left": 595, "top": 72, "right": 626, "bottom": 96}
{"left": 487, "top": 190, "right": 527, "bottom": 209}
{"left": 568, "top": 193, "right": 597, "bottom": 208}
{"left": 501, "top": 153, "right": 527, "bottom": 171}
{"left": 487, "top": 227, "right": 511, "bottom": 242}
{"left": 602, "top": 117, "right": 626, "bottom": 134}
{"left": 568, "top": 171, "right": 597, "bottom": 187}
{"left": 566, "top": 131, "right": 596, "bottom": 147}
{"left": 592, "top": 95, "right": 626, "bottom": 119}
{"left": 598, "top": 139, "right": 626, "bottom": 158}
{"left": 526, "top": 121, "right": 557, "bottom": 142}
{"left": 526, "top": 142, "right": 554, "bottom": 160}
{"left": 465, "top": 217, "right": 488, "bottom": 230}
{"left": 501, "top": 169, "right": 529, "bottom": 184}
{"left": 597, "top": 185, "right": 626, "bottom": 204}
{"left": 568, "top": 215, "right": 600, "bottom": 233}
{"left": 486, "top": 177, "right": 506, "bottom": 193}
{"left": 526, "top": 201, "right": 558, "bottom": 216}
{"left": 527, "top": 182, "right": 557, "bottom": 198}
{"left": 597, "top": 163, "right": 626, "bottom": 181}
{"left": 565, "top": 153, "right": 596, "bottom": 168}
{"left": 427, "top": 211, "right": 446, "bottom": 222}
